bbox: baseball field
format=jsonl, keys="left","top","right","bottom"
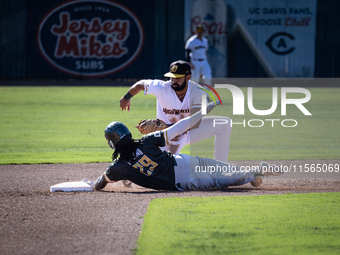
{"left": 0, "top": 86, "right": 339, "bottom": 254}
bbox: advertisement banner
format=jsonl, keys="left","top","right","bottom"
{"left": 185, "top": 0, "right": 317, "bottom": 78}
{"left": 36, "top": 0, "right": 144, "bottom": 77}
{"left": 228, "top": 0, "right": 317, "bottom": 77}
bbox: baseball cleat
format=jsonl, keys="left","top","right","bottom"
{"left": 255, "top": 162, "right": 284, "bottom": 177}
{"left": 250, "top": 177, "right": 263, "bottom": 187}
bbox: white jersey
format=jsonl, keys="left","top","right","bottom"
{"left": 145, "top": 79, "right": 206, "bottom": 125}
{"left": 185, "top": 35, "right": 209, "bottom": 60}
{"left": 143, "top": 79, "right": 232, "bottom": 163}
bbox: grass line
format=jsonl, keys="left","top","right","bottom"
{"left": 137, "top": 193, "right": 340, "bottom": 255}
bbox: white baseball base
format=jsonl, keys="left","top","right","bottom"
{"left": 50, "top": 180, "right": 93, "bottom": 192}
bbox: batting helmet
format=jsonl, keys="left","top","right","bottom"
{"left": 104, "top": 121, "right": 132, "bottom": 149}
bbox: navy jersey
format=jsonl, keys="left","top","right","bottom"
{"left": 105, "top": 130, "right": 177, "bottom": 190}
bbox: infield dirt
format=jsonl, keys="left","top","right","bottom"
{"left": 1, "top": 160, "right": 339, "bottom": 255}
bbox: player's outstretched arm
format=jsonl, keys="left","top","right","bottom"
{"left": 119, "top": 81, "right": 146, "bottom": 111}
{"left": 165, "top": 101, "right": 220, "bottom": 141}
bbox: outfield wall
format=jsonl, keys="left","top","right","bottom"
{"left": 1, "top": 0, "right": 339, "bottom": 81}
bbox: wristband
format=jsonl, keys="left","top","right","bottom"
{"left": 123, "top": 91, "right": 133, "bottom": 100}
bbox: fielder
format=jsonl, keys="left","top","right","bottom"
{"left": 93, "top": 101, "right": 282, "bottom": 191}
{"left": 185, "top": 25, "right": 212, "bottom": 84}
{"left": 119, "top": 60, "right": 231, "bottom": 163}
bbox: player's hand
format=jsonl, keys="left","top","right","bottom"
{"left": 119, "top": 96, "right": 131, "bottom": 111}
{"left": 206, "top": 100, "right": 222, "bottom": 114}
{"left": 190, "top": 62, "right": 195, "bottom": 70}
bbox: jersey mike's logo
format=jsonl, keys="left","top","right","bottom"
{"left": 38, "top": 0, "right": 144, "bottom": 77}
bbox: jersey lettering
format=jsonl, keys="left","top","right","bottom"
{"left": 132, "top": 155, "right": 158, "bottom": 176}
{"left": 163, "top": 108, "right": 190, "bottom": 115}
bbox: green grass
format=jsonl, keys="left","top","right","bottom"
{"left": 137, "top": 193, "right": 340, "bottom": 255}
{"left": 0, "top": 86, "right": 339, "bottom": 164}
{"left": 0, "top": 86, "right": 154, "bottom": 164}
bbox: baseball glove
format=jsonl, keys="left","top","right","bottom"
{"left": 135, "top": 119, "right": 168, "bottom": 134}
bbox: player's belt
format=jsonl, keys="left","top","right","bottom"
{"left": 193, "top": 58, "right": 205, "bottom": 61}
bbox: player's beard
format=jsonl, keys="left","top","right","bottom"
{"left": 171, "top": 79, "right": 187, "bottom": 91}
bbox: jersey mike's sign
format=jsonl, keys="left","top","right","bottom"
{"left": 38, "top": 0, "right": 144, "bottom": 77}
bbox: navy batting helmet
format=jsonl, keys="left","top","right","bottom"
{"left": 104, "top": 121, "right": 132, "bottom": 149}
